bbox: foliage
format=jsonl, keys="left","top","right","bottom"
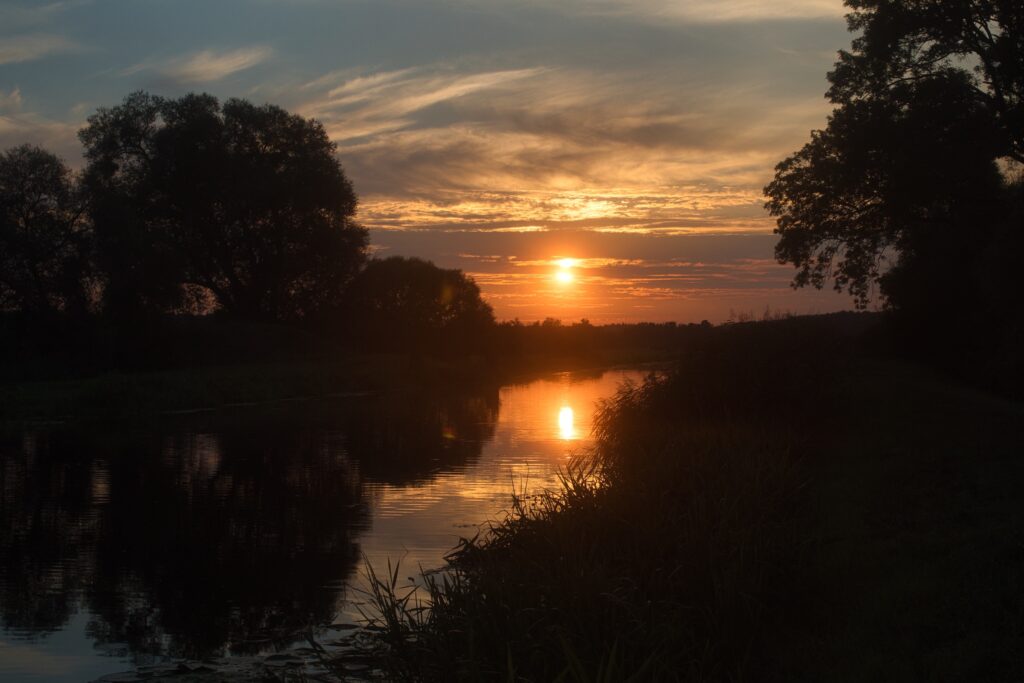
{"left": 0, "top": 145, "right": 91, "bottom": 314}
{"left": 342, "top": 256, "right": 494, "bottom": 354}
{"left": 765, "top": 0, "right": 1022, "bottom": 309}
{"left": 79, "top": 92, "right": 368, "bottom": 322}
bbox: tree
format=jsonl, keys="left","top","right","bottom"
{"left": 765, "top": 0, "right": 1022, "bottom": 309}
{"left": 80, "top": 92, "right": 368, "bottom": 322}
{"left": 0, "top": 145, "right": 90, "bottom": 315}
{"left": 342, "top": 257, "right": 495, "bottom": 354}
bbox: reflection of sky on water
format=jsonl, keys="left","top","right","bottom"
{"left": 350, "top": 369, "right": 642, "bottom": 616}
{"left": 0, "top": 368, "right": 648, "bottom": 681}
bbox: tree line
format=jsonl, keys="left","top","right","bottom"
{"left": 0, "top": 92, "right": 494, "bottom": 361}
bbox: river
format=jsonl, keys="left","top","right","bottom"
{"left": 0, "top": 367, "right": 652, "bottom": 681}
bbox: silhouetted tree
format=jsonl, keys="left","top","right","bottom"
{"left": 343, "top": 257, "right": 494, "bottom": 354}
{"left": 766, "top": 72, "right": 1005, "bottom": 308}
{"left": 80, "top": 92, "right": 367, "bottom": 323}
{"left": 0, "top": 145, "right": 90, "bottom": 314}
{"left": 765, "top": 0, "right": 1022, "bottom": 310}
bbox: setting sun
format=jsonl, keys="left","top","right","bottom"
{"left": 555, "top": 258, "right": 577, "bottom": 284}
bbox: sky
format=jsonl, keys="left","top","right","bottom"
{"left": 0, "top": 0, "right": 863, "bottom": 323}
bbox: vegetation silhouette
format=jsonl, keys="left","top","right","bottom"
{"left": 766, "top": 0, "right": 1023, "bottom": 392}
{"left": 341, "top": 256, "right": 495, "bottom": 356}
{"left": 79, "top": 92, "right": 368, "bottom": 324}
{"left": 0, "top": 145, "right": 91, "bottom": 316}
{"left": 0, "top": 92, "right": 508, "bottom": 382}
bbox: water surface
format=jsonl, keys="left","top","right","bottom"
{"left": 0, "top": 367, "right": 649, "bottom": 681}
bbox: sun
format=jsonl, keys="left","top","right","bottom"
{"left": 554, "top": 257, "right": 577, "bottom": 284}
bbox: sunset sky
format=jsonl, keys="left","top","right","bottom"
{"left": 0, "top": 0, "right": 861, "bottom": 322}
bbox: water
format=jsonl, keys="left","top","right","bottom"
{"left": 0, "top": 367, "right": 650, "bottom": 681}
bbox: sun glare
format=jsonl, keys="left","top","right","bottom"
{"left": 558, "top": 405, "right": 577, "bottom": 440}
{"left": 554, "top": 257, "right": 577, "bottom": 284}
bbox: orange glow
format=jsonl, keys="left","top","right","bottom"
{"left": 554, "top": 257, "right": 577, "bottom": 284}
{"left": 558, "top": 405, "right": 577, "bottom": 440}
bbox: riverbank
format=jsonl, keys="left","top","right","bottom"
{"left": 356, "top": 315, "right": 1024, "bottom": 681}
{"left": 0, "top": 347, "right": 677, "bottom": 423}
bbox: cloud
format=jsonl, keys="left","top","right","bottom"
{"left": 288, "top": 62, "right": 829, "bottom": 236}
{"left": 123, "top": 47, "right": 273, "bottom": 84}
{"left": 448, "top": 0, "right": 844, "bottom": 23}
{"left": 0, "top": 1, "right": 87, "bottom": 31}
{"left": 568, "top": 0, "right": 845, "bottom": 23}
{"left": 299, "top": 66, "right": 545, "bottom": 141}
{"left": 0, "top": 109, "right": 80, "bottom": 159}
{"left": 0, "top": 88, "right": 23, "bottom": 113}
{"left": 167, "top": 47, "right": 272, "bottom": 82}
{"left": 0, "top": 33, "right": 78, "bottom": 65}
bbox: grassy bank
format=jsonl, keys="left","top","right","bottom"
{"left": 356, "top": 314, "right": 1023, "bottom": 681}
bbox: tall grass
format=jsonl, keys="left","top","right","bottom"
{"left": 357, "top": 315, "right": 867, "bottom": 681}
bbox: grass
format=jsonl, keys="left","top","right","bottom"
{"left": 354, "top": 314, "right": 1024, "bottom": 681}
{"left": 772, "top": 358, "right": 1024, "bottom": 681}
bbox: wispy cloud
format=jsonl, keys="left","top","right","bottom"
{"left": 299, "top": 66, "right": 545, "bottom": 141}
{"left": 0, "top": 33, "right": 78, "bottom": 65}
{"left": 123, "top": 47, "right": 273, "bottom": 84}
{"left": 0, "top": 88, "right": 23, "bottom": 113}
{"left": 456, "top": 0, "right": 844, "bottom": 23}
{"left": 0, "top": 1, "right": 87, "bottom": 31}
{"left": 289, "top": 62, "right": 829, "bottom": 237}
{"left": 576, "top": 0, "right": 844, "bottom": 23}
{"left": 166, "top": 47, "right": 272, "bottom": 82}
{"left": 0, "top": 108, "right": 80, "bottom": 159}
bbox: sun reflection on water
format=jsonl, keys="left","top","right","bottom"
{"left": 558, "top": 405, "right": 577, "bottom": 440}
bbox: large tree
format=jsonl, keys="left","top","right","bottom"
{"left": 80, "top": 92, "right": 368, "bottom": 322}
{"left": 0, "top": 145, "right": 90, "bottom": 315}
{"left": 343, "top": 257, "right": 495, "bottom": 354}
{"left": 765, "top": 0, "right": 1022, "bottom": 309}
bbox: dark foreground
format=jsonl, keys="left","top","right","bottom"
{"left": 354, "top": 314, "right": 1024, "bottom": 681}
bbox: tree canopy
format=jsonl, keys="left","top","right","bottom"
{"left": 343, "top": 257, "right": 495, "bottom": 354}
{"left": 0, "top": 145, "right": 90, "bottom": 315}
{"left": 79, "top": 92, "right": 368, "bottom": 322}
{"left": 765, "top": 0, "right": 1022, "bottom": 310}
